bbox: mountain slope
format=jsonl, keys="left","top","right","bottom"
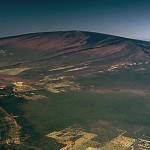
{"left": 0, "top": 31, "right": 150, "bottom": 67}
{"left": 0, "top": 31, "right": 150, "bottom": 149}
{"left": 0, "top": 31, "right": 150, "bottom": 88}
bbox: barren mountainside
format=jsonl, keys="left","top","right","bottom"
{"left": 0, "top": 31, "right": 150, "bottom": 66}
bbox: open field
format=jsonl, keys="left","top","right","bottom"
{"left": 0, "top": 67, "right": 30, "bottom": 76}
{"left": 1, "top": 89, "right": 150, "bottom": 149}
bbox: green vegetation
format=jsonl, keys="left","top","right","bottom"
{"left": 1, "top": 89, "right": 150, "bottom": 149}
{"left": 0, "top": 84, "right": 14, "bottom": 96}
{"left": 20, "top": 91, "right": 150, "bottom": 133}
{"left": 1, "top": 66, "right": 150, "bottom": 149}
{"left": 77, "top": 67, "right": 150, "bottom": 89}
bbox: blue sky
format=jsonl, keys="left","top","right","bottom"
{"left": 0, "top": 0, "right": 150, "bottom": 40}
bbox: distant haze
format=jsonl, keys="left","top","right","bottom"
{"left": 1, "top": 0, "right": 150, "bottom": 40}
